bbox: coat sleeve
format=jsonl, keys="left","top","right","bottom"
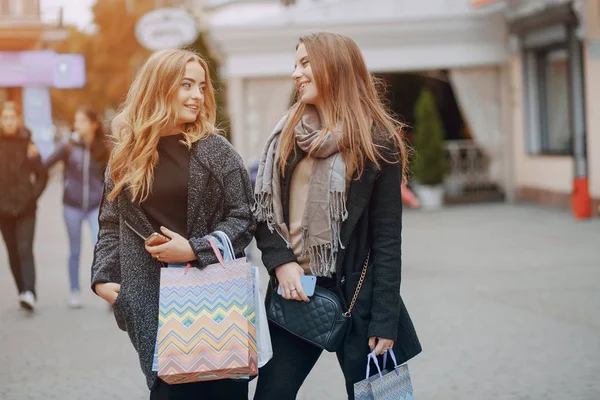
{"left": 43, "top": 140, "right": 71, "bottom": 169}
{"left": 188, "top": 138, "right": 257, "bottom": 267}
{"left": 255, "top": 221, "right": 297, "bottom": 275}
{"left": 29, "top": 154, "right": 48, "bottom": 201}
{"left": 366, "top": 159, "right": 403, "bottom": 341}
{"left": 91, "top": 169, "right": 121, "bottom": 294}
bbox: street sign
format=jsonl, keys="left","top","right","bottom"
{"left": 0, "top": 51, "right": 86, "bottom": 89}
{"left": 134, "top": 8, "right": 200, "bottom": 51}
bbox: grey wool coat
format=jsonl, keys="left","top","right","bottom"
{"left": 90, "top": 134, "right": 256, "bottom": 389}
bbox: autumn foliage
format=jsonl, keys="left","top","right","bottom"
{"left": 50, "top": 0, "right": 229, "bottom": 139}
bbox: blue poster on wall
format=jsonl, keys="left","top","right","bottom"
{"left": 22, "top": 87, "right": 55, "bottom": 159}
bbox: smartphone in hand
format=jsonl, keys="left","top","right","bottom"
{"left": 145, "top": 232, "right": 170, "bottom": 247}
{"left": 277, "top": 275, "right": 317, "bottom": 297}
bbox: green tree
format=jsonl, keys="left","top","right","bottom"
{"left": 50, "top": 1, "right": 231, "bottom": 141}
{"left": 412, "top": 89, "right": 448, "bottom": 186}
{"left": 50, "top": 0, "right": 152, "bottom": 122}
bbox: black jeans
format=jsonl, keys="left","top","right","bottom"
{"left": 150, "top": 378, "right": 249, "bottom": 400}
{"left": 0, "top": 211, "right": 36, "bottom": 295}
{"left": 254, "top": 321, "right": 361, "bottom": 400}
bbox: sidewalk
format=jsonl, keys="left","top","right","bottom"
{"left": 0, "top": 180, "right": 599, "bottom": 400}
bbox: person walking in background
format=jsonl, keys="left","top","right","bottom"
{"left": 44, "top": 108, "right": 110, "bottom": 308}
{"left": 91, "top": 49, "right": 255, "bottom": 399}
{"left": 252, "top": 32, "right": 421, "bottom": 399}
{"left": 0, "top": 101, "right": 48, "bottom": 311}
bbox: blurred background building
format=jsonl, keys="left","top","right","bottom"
{"left": 2, "top": 0, "right": 597, "bottom": 217}
{"left": 199, "top": 0, "right": 599, "bottom": 217}
{"left": 0, "top": 0, "right": 85, "bottom": 156}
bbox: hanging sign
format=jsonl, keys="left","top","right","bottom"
{"left": 135, "top": 8, "right": 200, "bottom": 51}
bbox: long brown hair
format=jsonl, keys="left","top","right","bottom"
{"left": 279, "top": 32, "right": 408, "bottom": 181}
{"left": 108, "top": 49, "right": 217, "bottom": 202}
{"left": 76, "top": 107, "right": 109, "bottom": 167}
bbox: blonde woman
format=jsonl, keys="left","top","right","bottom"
{"left": 0, "top": 101, "right": 47, "bottom": 311}
{"left": 91, "top": 49, "right": 256, "bottom": 399}
{"left": 253, "top": 33, "right": 421, "bottom": 399}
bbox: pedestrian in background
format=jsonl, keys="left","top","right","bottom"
{"left": 44, "top": 108, "right": 110, "bottom": 308}
{"left": 91, "top": 49, "right": 255, "bottom": 399}
{"left": 252, "top": 32, "right": 421, "bottom": 399}
{"left": 0, "top": 101, "right": 48, "bottom": 311}
{"left": 402, "top": 182, "right": 421, "bottom": 208}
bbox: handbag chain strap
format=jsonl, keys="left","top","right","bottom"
{"left": 342, "top": 251, "right": 370, "bottom": 318}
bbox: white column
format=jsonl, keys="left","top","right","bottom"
{"left": 226, "top": 76, "right": 246, "bottom": 158}
{"left": 499, "top": 62, "right": 516, "bottom": 203}
{"left": 243, "top": 77, "right": 295, "bottom": 163}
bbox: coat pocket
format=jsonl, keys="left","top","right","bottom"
{"left": 112, "top": 288, "right": 128, "bottom": 332}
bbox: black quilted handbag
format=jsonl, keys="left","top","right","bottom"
{"left": 267, "top": 254, "right": 369, "bottom": 352}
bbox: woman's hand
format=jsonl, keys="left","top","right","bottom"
{"left": 369, "top": 337, "right": 395, "bottom": 356}
{"left": 95, "top": 282, "right": 121, "bottom": 305}
{"left": 27, "top": 143, "right": 39, "bottom": 159}
{"left": 145, "top": 227, "right": 196, "bottom": 263}
{"left": 275, "top": 262, "right": 310, "bottom": 302}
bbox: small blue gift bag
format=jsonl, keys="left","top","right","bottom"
{"left": 354, "top": 350, "right": 414, "bottom": 400}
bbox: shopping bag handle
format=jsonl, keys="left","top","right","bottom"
{"left": 212, "top": 231, "right": 236, "bottom": 261}
{"left": 365, "top": 351, "right": 383, "bottom": 380}
{"left": 383, "top": 349, "right": 399, "bottom": 371}
{"left": 183, "top": 237, "right": 225, "bottom": 274}
{"left": 205, "top": 237, "right": 225, "bottom": 267}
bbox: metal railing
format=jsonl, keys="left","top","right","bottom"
{"left": 444, "top": 140, "right": 502, "bottom": 201}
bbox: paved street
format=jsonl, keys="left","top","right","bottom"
{"left": 1, "top": 179, "right": 599, "bottom": 400}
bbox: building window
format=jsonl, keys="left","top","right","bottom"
{"left": 22, "top": 0, "right": 40, "bottom": 17}
{"left": 535, "top": 47, "right": 571, "bottom": 154}
{"left": 521, "top": 21, "right": 583, "bottom": 156}
{"left": 0, "top": 0, "right": 11, "bottom": 15}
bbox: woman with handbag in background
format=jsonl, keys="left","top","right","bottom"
{"left": 90, "top": 49, "right": 256, "bottom": 399}
{"left": 0, "top": 101, "right": 47, "bottom": 311}
{"left": 252, "top": 32, "right": 422, "bottom": 400}
{"left": 44, "top": 108, "right": 110, "bottom": 308}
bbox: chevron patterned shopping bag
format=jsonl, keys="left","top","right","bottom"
{"left": 153, "top": 237, "right": 258, "bottom": 384}
{"left": 354, "top": 350, "right": 414, "bottom": 400}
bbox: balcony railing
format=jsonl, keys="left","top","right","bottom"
{"left": 444, "top": 139, "right": 503, "bottom": 202}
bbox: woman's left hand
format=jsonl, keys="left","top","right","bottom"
{"left": 369, "top": 337, "right": 395, "bottom": 356}
{"left": 27, "top": 143, "right": 39, "bottom": 159}
{"left": 145, "top": 227, "right": 196, "bottom": 264}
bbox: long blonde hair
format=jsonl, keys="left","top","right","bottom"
{"left": 280, "top": 32, "right": 408, "bottom": 181}
{"left": 108, "top": 49, "right": 217, "bottom": 202}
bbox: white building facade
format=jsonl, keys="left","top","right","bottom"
{"left": 200, "top": 0, "right": 599, "bottom": 217}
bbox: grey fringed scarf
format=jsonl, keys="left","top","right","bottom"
{"left": 253, "top": 105, "right": 348, "bottom": 277}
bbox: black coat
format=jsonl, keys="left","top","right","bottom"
{"left": 255, "top": 147, "right": 422, "bottom": 385}
{"left": 44, "top": 139, "right": 107, "bottom": 211}
{"left": 0, "top": 128, "right": 47, "bottom": 218}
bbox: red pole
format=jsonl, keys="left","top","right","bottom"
{"left": 572, "top": 178, "right": 592, "bottom": 219}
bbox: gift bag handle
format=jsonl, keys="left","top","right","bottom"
{"left": 383, "top": 349, "right": 399, "bottom": 371}
{"left": 212, "top": 231, "right": 236, "bottom": 261}
{"left": 365, "top": 351, "right": 384, "bottom": 380}
{"left": 205, "top": 237, "right": 226, "bottom": 267}
{"left": 182, "top": 236, "right": 228, "bottom": 274}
